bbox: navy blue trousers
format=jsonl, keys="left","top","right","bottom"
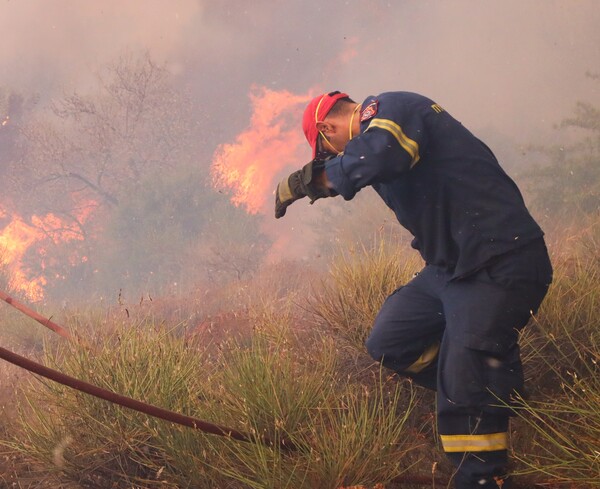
{"left": 366, "top": 239, "right": 552, "bottom": 488}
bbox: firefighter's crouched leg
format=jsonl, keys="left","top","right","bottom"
{"left": 437, "top": 336, "right": 524, "bottom": 488}
{"left": 365, "top": 267, "right": 445, "bottom": 390}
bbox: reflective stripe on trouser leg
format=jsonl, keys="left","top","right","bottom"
{"left": 440, "top": 432, "right": 508, "bottom": 452}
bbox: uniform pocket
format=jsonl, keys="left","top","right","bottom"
{"left": 437, "top": 341, "right": 523, "bottom": 414}
{"left": 481, "top": 344, "right": 524, "bottom": 413}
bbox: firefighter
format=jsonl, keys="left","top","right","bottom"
{"left": 274, "top": 91, "right": 552, "bottom": 488}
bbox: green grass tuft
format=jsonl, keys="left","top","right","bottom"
{"left": 308, "top": 239, "right": 422, "bottom": 349}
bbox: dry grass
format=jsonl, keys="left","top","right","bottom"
{"left": 510, "top": 219, "right": 600, "bottom": 487}
{"left": 2, "top": 220, "right": 600, "bottom": 488}
{"left": 4, "top": 296, "right": 421, "bottom": 488}
{"left": 308, "top": 239, "right": 423, "bottom": 350}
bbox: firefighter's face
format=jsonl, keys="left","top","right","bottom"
{"left": 315, "top": 118, "right": 350, "bottom": 155}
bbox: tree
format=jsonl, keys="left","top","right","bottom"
{"left": 5, "top": 53, "right": 212, "bottom": 298}
{"left": 527, "top": 74, "right": 600, "bottom": 218}
{"left": 14, "top": 52, "right": 199, "bottom": 220}
{"left": 4, "top": 52, "right": 273, "bottom": 301}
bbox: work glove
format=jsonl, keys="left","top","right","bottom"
{"left": 274, "top": 159, "right": 334, "bottom": 219}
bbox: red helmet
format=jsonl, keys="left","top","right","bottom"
{"left": 302, "top": 91, "right": 349, "bottom": 157}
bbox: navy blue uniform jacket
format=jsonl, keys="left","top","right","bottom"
{"left": 324, "top": 92, "right": 543, "bottom": 279}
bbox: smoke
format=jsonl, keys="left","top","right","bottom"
{"left": 1, "top": 0, "right": 598, "bottom": 299}
{"left": 2, "top": 1, "right": 597, "bottom": 139}
{"left": 0, "top": 1, "right": 201, "bottom": 96}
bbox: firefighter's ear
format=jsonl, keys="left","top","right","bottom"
{"left": 316, "top": 120, "right": 335, "bottom": 135}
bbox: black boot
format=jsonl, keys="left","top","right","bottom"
{"left": 453, "top": 468, "right": 512, "bottom": 488}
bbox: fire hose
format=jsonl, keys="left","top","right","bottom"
{"left": 0, "top": 345, "right": 278, "bottom": 447}
{"left": 0, "top": 289, "right": 71, "bottom": 339}
{"left": 0, "top": 288, "right": 449, "bottom": 486}
{"left": 0, "top": 288, "right": 286, "bottom": 449}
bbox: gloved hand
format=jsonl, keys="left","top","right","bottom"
{"left": 274, "top": 159, "right": 334, "bottom": 218}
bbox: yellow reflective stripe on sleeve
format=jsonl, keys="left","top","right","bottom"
{"left": 277, "top": 177, "right": 294, "bottom": 202}
{"left": 366, "top": 118, "right": 421, "bottom": 167}
{"left": 404, "top": 341, "right": 440, "bottom": 373}
{"left": 440, "top": 432, "right": 509, "bottom": 453}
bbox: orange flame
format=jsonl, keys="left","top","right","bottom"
{"left": 0, "top": 215, "right": 46, "bottom": 301}
{"left": 210, "top": 86, "right": 311, "bottom": 214}
{"left": 0, "top": 203, "right": 96, "bottom": 301}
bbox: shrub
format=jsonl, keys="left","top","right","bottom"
{"left": 11, "top": 320, "right": 214, "bottom": 488}
{"left": 199, "top": 331, "right": 419, "bottom": 489}
{"left": 10, "top": 299, "right": 420, "bottom": 489}
{"left": 513, "top": 325, "right": 600, "bottom": 487}
{"left": 309, "top": 238, "right": 422, "bottom": 349}
{"left": 512, "top": 219, "right": 600, "bottom": 487}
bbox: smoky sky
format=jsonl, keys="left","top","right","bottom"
{"left": 1, "top": 0, "right": 598, "bottom": 155}
{"left": 0, "top": 0, "right": 599, "bottom": 296}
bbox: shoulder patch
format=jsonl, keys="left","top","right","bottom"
{"left": 360, "top": 100, "right": 378, "bottom": 122}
